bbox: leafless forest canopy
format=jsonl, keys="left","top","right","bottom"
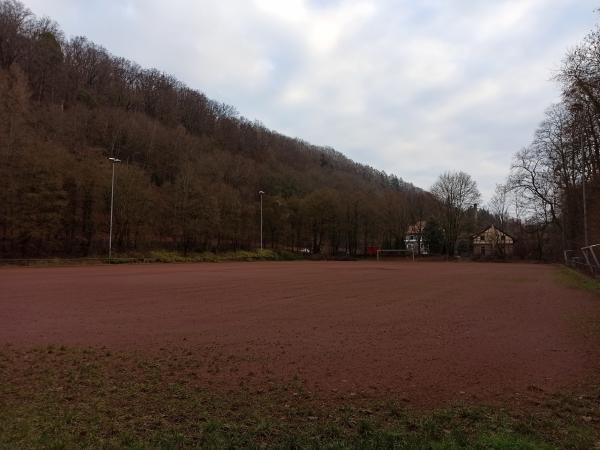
{"left": 503, "top": 15, "right": 600, "bottom": 260}
{"left": 0, "top": 0, "right": 597, "bottom": 259}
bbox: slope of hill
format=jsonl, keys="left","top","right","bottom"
{"left": 0, "top": 0, "right": 434, "bottom": 257}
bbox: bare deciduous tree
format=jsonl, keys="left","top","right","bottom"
{"left": 431, "top": 171, "right": 481, "bottom": 256}
{"left": 488, "top": 183, "right": 511, "bottom": 228}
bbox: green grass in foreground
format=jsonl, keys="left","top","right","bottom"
{"left": 557, "top": 267, "right": 600, "bottom": 295}
{"left": 1, "top": 347, "right": 599, "bottom": 449}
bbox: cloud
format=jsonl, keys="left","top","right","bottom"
{"left": 24, "top": 0, "right": 599, "bottom": 199}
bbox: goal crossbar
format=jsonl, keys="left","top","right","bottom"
{"left": 376, "top": 249, "right": 415, "bottom": 261}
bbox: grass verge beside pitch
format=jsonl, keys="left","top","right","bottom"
{"left": 0, "top": 249, "right": 303, "bottom": 267}
{"left": 1, "top": 347, "right": 598, "bottom": 449}
{"left": 557, "top": 267, "right": 600, "bottom": 295}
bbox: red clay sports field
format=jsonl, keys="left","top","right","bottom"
{"left": 1, "top": 261, "right": 599, "bottom": 406}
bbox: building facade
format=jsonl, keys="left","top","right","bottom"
{"left": 472, "top": 225, "right": 514, "bottom": 258}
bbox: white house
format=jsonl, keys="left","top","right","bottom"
{"left": 405, "top": 221, "right": 428, "bottom": 255}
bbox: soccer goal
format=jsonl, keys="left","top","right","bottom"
{"left": 376, "top": 249, "right": 415, "bottom": 261}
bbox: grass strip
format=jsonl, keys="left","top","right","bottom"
{"left": 1, "top": 346, "right": 598, "bottom": 449}
{"left": 557, "top": 267, "right": 600, "bottom": 295}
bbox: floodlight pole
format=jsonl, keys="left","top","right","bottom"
{"left": 582, "top": 150, "right": 589, "bottom": 247}
{"left": 259, "top": 190, "right": 265, "bottom": 250}
{"left": 572, "top": 102, "right": 589, "bottom": 247}
{"left": 108, "top": 157, "right": 121, "bottom": 261}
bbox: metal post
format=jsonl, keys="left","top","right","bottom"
{"left": 570, "top": 102, "right": 589, "bottom": 251}
{"left": 579, "top": 104, "right": 589, "bottom": 247}
{"left": 108, "top": 158, "right": 121, "bottom": 261}
{"left": 259, "top": 190, "right": 265, "bottom": 250}
{"left": 583, "top": 172, "right": 589, "bottom": 247}
{"left": 589, "top": 245, "right": 600, "bottom": 270}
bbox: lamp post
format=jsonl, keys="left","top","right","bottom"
{"left": 571, "top": 102, "right": 589, "bottom": 247}
{"left": 259, "top": 190, "right": 265, "bottom": 250}
{"left": 108, "top": 157, "right": 121, "bottom": 261}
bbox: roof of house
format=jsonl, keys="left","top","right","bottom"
{"left": 471, "top": 224, "right": 515, "bottom": 241}
{"left": 406, "top": 221, "right": 426, "bottom": 234}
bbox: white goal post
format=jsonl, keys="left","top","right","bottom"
{"left": 376, "top": 249, "right": 415, "bottom": 261}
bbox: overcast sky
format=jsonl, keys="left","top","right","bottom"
{"left": 25, "top": 0, "right": 598, "bottom": 200}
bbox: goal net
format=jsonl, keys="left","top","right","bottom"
{"left": 376, "top": 249, "right": 415, "bottom": 261}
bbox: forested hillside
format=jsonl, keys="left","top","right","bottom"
{"left": 0, "top": 0, "right": 436, "bottom": 258}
